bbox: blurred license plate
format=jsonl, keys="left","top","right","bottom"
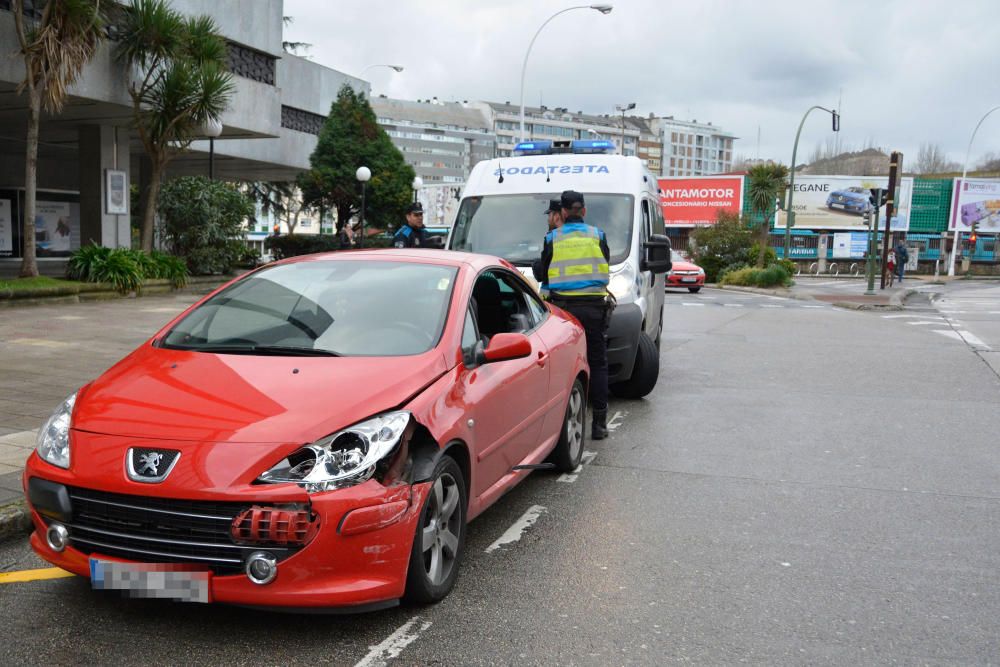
{"left": 681, "top": 277, "right": 697, "bottom": 283}
{"left": 89, "top": 558, "right": 210, "bottom": 603}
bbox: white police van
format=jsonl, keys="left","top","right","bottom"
{"left": 448, "top": 139, "right": 671, "bottom": 398}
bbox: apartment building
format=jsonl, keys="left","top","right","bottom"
{"left": 371, "top": 97, "right": 495, "bottom": 187}
{"left": 650, "top": 117, "right": 737, "bottom": 176}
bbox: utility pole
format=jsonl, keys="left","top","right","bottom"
{"left": 865, "top": 189, "right": 883, "bottom": 295}
{"left": 615, "top": 102, "right": 635, "bottom": 155}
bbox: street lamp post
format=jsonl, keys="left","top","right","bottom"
{"left": 519, "top": 4, "right": 613, "bottom": 142}
{"left": 784, "top": 106, "right": 840, "bottom": 261}
{"left": 615, "top": 102, "right": 635, "bottom": 155}
{"left": 412, "top": 175, "right": 423, "bottom": 203}
{"left": 356, "top": 166, "right": 371, "bottom": 248}
{"left": 202, "top": 117, "right": 223, "bottom": 181}
{"left": 947, "top": 104, "right": 1000, "bottom": 277}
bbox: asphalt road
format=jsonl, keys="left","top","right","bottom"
{"left": 2, "top": 286, "right": 999, "bottom": 665}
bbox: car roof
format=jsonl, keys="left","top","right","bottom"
{"left": 268, "top": 248, "right": 511, "bottom": 273}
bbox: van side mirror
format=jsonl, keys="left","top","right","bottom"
{"left": 641, "top": 234, "right": 672, "bottom": 274}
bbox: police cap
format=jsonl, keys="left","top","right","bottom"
{"left": 560, "top": 190, "right": 585, "bottom": 209}
{"left": 406, "top": 202, "right": 424, "bottom": 214}
{"left": 544, "top": 199, "right": 561, "bottom": 214}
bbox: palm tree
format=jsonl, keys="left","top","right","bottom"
{"left": 115, "top": 0, "right": 234, "bottom": 252}
{"left": 12, "top": 0, "right": 106, "bottom": 277}
{"left": 746, "top": 163, "right": 790, "bottom": 267}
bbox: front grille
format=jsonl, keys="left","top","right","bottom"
{"left": 61, "top": 487, "right": 302, "bottom": 575}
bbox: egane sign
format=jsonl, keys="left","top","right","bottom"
{"left": 657, "top": 175, "right": 744, "bottom": 227}
{"left": 775, "top": 175, "right": 914, "bottom": 231}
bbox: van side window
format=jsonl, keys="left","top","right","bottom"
{"left": 641, "top": 199, "right": 652, "bottom": 243}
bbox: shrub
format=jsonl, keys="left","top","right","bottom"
{"left": 66, "top": 244, "right": 111, "bottom": 282}
{"left": 749, "top": 243, "right": 777, "bottom": 267}
{"left": 720, "top": 263, "right": 792, "bottom": 288}
{"left": 67, "top": 245, "right": 189, "bottom": 291}
{"left": 690, "top": 211, "right": 754, "bottom": 282}
{"left": 777, "top": 258, "right": 796, "bottom": 277}
{"left": 238, "top": 245, "right": 262, "bottom": 269}
{"left": 92, "top": 248, "right": 143, "bottom": 294}
{"left": 158, "top": 177, "right": 254, "bottom": 275}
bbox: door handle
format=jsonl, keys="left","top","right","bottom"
{"left": 536, "top": 351, "right": 547, "bottom": 367}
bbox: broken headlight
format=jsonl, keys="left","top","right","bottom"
{"left": 257, "top": 411, "right": 411, "bottom": 492}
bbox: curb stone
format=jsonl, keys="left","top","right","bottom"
{"left": 716, "top": 285, "right": 815, "bottom": 301}
{"left": 0, "top": 500, "right": 31, "bottom": 544}
{"left": 830, "top": 288, "right": 916, "bottom": 312}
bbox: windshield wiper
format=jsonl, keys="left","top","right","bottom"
{"left": 178, "top": 344, "right": 341, "bottom": 357}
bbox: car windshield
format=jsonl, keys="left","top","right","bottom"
{"left": 449, "top": 193, "right": 634, "bottom": 266}
{"left": 161, "top": 260, "right": 457, "bottom": 356}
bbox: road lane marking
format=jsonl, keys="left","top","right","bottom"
{"left": 722, "top": 303, "right": 744, "bottom": 307}
{"left": 907, "top": 321, "right": 945, "bottom": 326}
{"left": 556, "top": 450, "right": 598, "bottom": 483}
{"left": 933, "top": 330, "right": 964, "bottom": 342}
{"left": 882, "top": 314, "right": 943, "bottom": 319}
{"left": 957, "top": 330, "right": 991, "bottom": 349}
{"left": 0, "top": 568, "right": 75, "bottom": 584}
{"left": 607, "top": 411, "right": 624, "bottom": 432}
{"left": 801, "top": 305, "right": 825, "bottom": 308}
{"left": 355, "top": 616, "right": 432, "bottom": 667}
{"left": 681, "top": 302, "right": 704, "bottom": 306}
{"left": 761, "top": 304, "right": 784, "bottom": 308}
{"left": 485, "top": 505, "right": 546, "bottom": 553}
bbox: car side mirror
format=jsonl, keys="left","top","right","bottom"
{"left": 641, "top": 234, "right": 672, "bottom": 274}
{"left": 482, "top": 333, "right": 532, "bottom": 363}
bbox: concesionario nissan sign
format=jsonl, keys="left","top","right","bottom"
{"left": 658, "top": 175, "right": 744, "bottom": 227}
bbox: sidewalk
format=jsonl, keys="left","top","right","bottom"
{"left": 0, "top": 431, "right": 32, "bottom": 541}
{"left": 720, "top": 275, "right": 937, "bottom": 310}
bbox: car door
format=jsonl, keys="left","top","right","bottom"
{"left": 456, "top": 270, "right": 551, "bottom": 500}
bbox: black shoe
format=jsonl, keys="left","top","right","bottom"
{"left": 591, "top": 409, "right": 608, "bottom": 440}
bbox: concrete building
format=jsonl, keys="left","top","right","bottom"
{"left": 650, "top": 116, "right": 737, "bottom": 177}
{"left": 370, "top": 96, "right": 495, "bottom": 187}
{"left": 473, "top": 101, "right": 642, "bottom": 159}
{"left": 0, "top": 0, "right": 366, "bottom": 270}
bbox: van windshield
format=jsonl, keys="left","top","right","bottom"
{"left": 449, "top": 193, "right": 635, "bottom": 266}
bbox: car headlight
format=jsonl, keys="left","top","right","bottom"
{"left": 608, "top": 263, "right": 637, "bottom": 302}
{"left": 258, "top": 411, "right": 411, "bottom": 492}
{"left": 37, "top": 392, "right": 76, "bottom": 469}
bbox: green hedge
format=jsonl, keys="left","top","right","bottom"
{"left": 720, "top": 264, "right": 793, "bottom": 288}
{"left": 67, "top": 245, "right": 189, "bottom": 293}
{"left": 265, "top": 234, "right": 393, "bottom": 260}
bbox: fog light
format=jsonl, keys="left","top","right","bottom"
{"left": 245, "top": 551, "right": 277, "bottom": 585}
{"left": 46, "top": 523, "right": 69, "bottom": 552}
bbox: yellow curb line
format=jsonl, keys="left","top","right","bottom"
{"left": 0, "top": 567, "right": 75, "bottom": 584}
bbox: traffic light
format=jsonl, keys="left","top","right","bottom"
{"left": 969, "top": 222, "right": 978, "bottom": 246}
{"left": 868, "top": 188, "right": 888, "bottom": 209}
{"left": 832, "top": 111, "right": 840, "bottom": 132}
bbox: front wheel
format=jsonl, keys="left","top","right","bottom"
{"left": 403, "top": 456, "right": 467, "bottom": 604}
{"left": 687, "top": 286, "right": 701, "bottom": 293}
{"left": 547, "top": 379, "right": 585, "bottom": 472}
{"left": 610, "top": 332, "right": 660, "bottom": 399}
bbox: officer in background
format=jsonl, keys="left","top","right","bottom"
{"left": 532, "top": 199, "right": 564, "bottom": 298}
{"left": 533, "top": 190, "right": 612, "bottom": 440}
{"left": 394, "top": 202, "right": 429, "bottom": 248}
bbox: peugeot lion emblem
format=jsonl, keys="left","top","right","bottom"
{"left": 126, "top": 448, "right": 180, "bottom": 483}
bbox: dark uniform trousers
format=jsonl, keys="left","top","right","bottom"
{"left": 551, "top": 297, "right": 609, "bottom": 412}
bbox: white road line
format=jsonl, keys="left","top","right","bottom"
{"left": 722, "top": 303, "right": 744, "bottom": 307}
{"left": 907, "top": 321, "right": 945, "bottom": 326}
{"left": 681, "top": 302, "right": 704, "bottom": 306}
{"left": 933, "top": 330, "right": 964, "bottom": 342}
{"left": 761, "top": 304, "right": 784, "bottom": 308}
{"left": 556, "top": 451, "right": 598, "bottom": 483}
{"left": 801, "top": 305, "right": 825, "bottom": 308}
{"left": 698, "top": 296, "right": 718, "bottom": 300}
{"left": 355, "top": 617, "right": 432, "bottom": 667}
{"left": 485, "top": 505, "right": 547, "bottom": 553}
{"left": 882, "top": 314, "right": 944, "bottom": 319}
{"left": 958, "top": 330, "right": 991, "bottom": 349}
{"left": 607, "top": 411, "right": 625, "bottom": 431}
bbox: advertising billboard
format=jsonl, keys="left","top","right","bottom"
{"left": 775, "top": 175, "right": 913, "bottom": 231}
{"left": 948, "top": 178, "right": 1000, "bottom": 232}
{"left": 657, "top": 175, "right": 744, "bottom": 227}
{"left": 0, "top": 199, "right": 11, "bottom": 256}
{"left": 35, "top": 201, "right": 72, "bottom": 254}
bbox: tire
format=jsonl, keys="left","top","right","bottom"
{"left": 687, "top": 286, "right": 701, "bottom": 293}
{"left": 547, "top": 379, "right": 585, "bottom": 472}
{"left": 610, "top": 332, "right": 659, "bottom": 399}
{"left": 403, "top": 456, "right": 467, "bottom": 604}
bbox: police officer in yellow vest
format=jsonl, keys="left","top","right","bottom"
{"left": 533, "top": 190, "right": 612, "bottom": 439}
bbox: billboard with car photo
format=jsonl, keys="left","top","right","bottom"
{"left": 775, "top": 175, "right": 913, "bottom": 231}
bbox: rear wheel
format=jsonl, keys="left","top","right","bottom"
{"left": 403, "top": 456, "right": 466, "bottom": 604}
{"left": 547, "top": 379, "right": 585, "bottom": 472}
{"left": 687, "top": 286, "right": 701, "bottom": 293}
{"left": 610, "top": 332, "right": 660, "bottom": 399}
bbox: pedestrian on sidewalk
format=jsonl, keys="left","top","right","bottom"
{"left": 894, "top": 238, "right": 909, "bottom": 283}
{"left": 886, "top": 250, "right": 896, "bottom": 287}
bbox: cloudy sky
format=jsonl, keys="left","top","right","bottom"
{"left": 285, "top": 0, "right": 999, "bottom": 168}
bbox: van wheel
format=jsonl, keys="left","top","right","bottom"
{"left": 687, "top": 287, "right": 701, "bottom": 293}
{"left": 547, "top": 379, "right": 585, "bottom": 472}
{"left": 610, "top": 332, "right": 659, "bottom": 399}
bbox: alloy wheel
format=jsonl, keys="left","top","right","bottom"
{"left": 566, "top": 385, "right": 584, "bottom": 462}
{"left": 421, "top": 472, "right": 461, "bottom": 586}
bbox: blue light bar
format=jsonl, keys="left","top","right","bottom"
{"left": 513, "top": 140, "right": 553, "bottom": 156}
{"left": 571, "top": 139, "right": 616, "bottom": 154}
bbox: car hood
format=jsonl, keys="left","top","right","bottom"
{"left": 670, "top": 261, "right": 701, "bottom": 272}
{"left": 72, "top": 343, "right": 450, "bottom": 444}
{"left": 833, "top": 191, "right": 866, "bottom": 200}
